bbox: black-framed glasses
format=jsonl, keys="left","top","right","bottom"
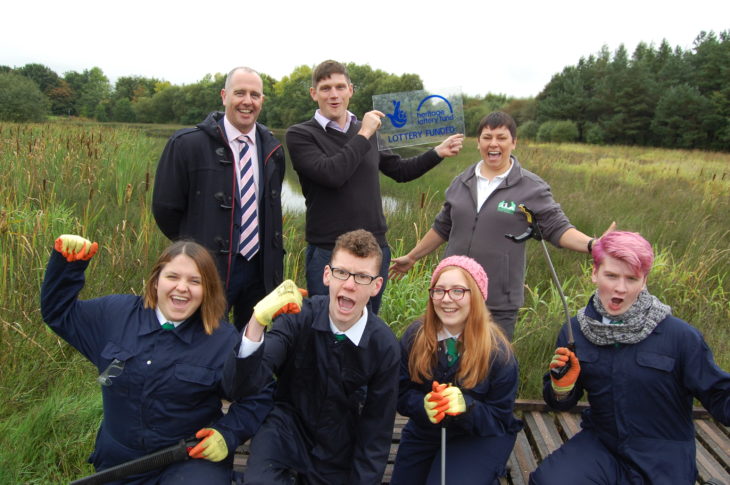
{"left": 329, "top": 266, "right": 378, "bottom": 285}
{"left": 97, "top": 358, "right": 125, "bottom": 387}
{"left": 429, "top": 287, "right": 470, "bottom": 301}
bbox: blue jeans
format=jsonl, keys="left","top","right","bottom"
{"left": 305, "top": 244, "right": 391, "bottom": 315}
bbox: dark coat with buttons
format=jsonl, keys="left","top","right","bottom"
{"left": 40, "top": 251, "right": 273, "bottom": 473}
{"left": 152, "top": 111, "right": 285, "bottom": 293}
{"left": 541, "top": 296, "right": 730, "bottom": 484}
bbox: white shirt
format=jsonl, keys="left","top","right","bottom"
{"left": 155, "top": 308, "right": 182, "bottom": 328}
{"left": 437, "top": 328, "right": 461, "bottom": 342}
{"left": 314, "top": 109, "right": 356, "bottom": 133}
{"left": 475, "top": 159, "right": 513, "bottom": 211}
{"left": 223, "top": 116, "right": 260, "bottom": 198}
{"left": 237, "top": 306, "right": 369, "bottom": 358}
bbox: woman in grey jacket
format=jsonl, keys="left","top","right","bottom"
{"left": 390, "top": 111, "right": 613, "bottom": 340}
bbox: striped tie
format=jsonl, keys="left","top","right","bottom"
{"left": 237, "top": 136, "right": 259, "bottom": 259}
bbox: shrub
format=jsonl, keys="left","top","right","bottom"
{"left": 0, "top": 72, "right": 49, "bottom": 122}
{"left": 537, "top": 120, "right": 579, "bottom": 143}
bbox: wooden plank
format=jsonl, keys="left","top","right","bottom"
{"left": 523, "top": 411, "right": 563, "bottom": 460}
{"left": 696, "top": 419, "right": 730, "bottom": 463}
{"left": 695, "top": 437, "right": 730, "bottom": 484}
{"left": 510, "top": 427, "right": 537, "bottom": 485}
{"left": 556, "top": 411, "right": 581, "bottom": 439}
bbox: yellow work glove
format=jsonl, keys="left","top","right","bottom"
{"left": 188, "top": 428, "right": 228, "bottom": 462}
{"left": 252, "top": 280, "right": 307, "bottom": 327}
{"left": 424, "top": 381, "right": 449, "bottom": 424}
{"left": 441, "top": 385, "right": 467, "bottom": 416}
{"left": 549, "top": 347, "right": 581, "bottom": 394}
{"left": 54, "top": 235, "right": 99, "bottom": 262}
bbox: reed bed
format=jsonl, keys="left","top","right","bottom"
{"left": 1, "top": 122, "right": 728, "bottom": 482}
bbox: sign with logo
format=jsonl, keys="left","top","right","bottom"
{"left": 373, "top": 88, "right": 465, "bottom": 150}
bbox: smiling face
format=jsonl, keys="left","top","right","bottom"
{"left": 310, "top": 73, "right": 353, "bottom": 128}
{"left": 155, "top": 254, "right": 204, "bottom": 322}
{"left": 323, "top": 249, "right": 382, "bottom": 330}
{"left": 221, "top": 69, "right": 264, "bottom": 133}
{"left": 431, "top": 268, "right": 472, "bottom": 335}
{"left": 592, "top": 255, "right": 647, "bottom": 316}
{"left": 478, "top": 125, "right": 516, "bottom": 178}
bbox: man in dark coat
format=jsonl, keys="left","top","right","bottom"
{"left": 153, "top": 66, "right": 285, "bottom": 329}
{"left": 225, "top": 229, "right": 400, "bottom": 485}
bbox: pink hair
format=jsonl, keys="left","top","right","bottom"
{"left": 592, "top": 231, "right": 654, "bottom": 276}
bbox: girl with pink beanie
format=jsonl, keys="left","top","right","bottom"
{"left": 390, "top": 255, "right": 522, "bottom": 484}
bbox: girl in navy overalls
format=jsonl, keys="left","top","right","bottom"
{"left": 41, "top": 236, "right": 272, "bottom": 484}
{"left": 391, "top": 255, "right": 522, "bottom": 485}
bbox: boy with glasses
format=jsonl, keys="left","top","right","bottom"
{"left": 225, "top": 229, "right": 400, "bottom": 484}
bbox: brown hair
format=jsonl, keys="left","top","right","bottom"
{"left": 408, "top": 267, "right": 511, "bottom": 388}
{"left": 312, "top": 60, "right": 350, "bottom": 88}
{"left": 476, "top": 111, "right": 517, "bottom": 140}
{"left": 143, "top": 241, "right": 226, "bottom": 335}
{"left": 331, "top": 229, "right": 382, "bottom": 271}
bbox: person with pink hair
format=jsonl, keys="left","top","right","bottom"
{"left": 530, "top": 231, "right": 730, "bottom": 485}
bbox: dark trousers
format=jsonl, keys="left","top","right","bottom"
{"left": 304, "top": 244, "right": 391, "bottom": 314}
{"left": 489, "top": 308, "right": 518, "bottom": 341}
{"left": 244, "top": 407, "right": 348, "bottom": 485}
{"left": 390, "top": 422, "right": 515, "bottom": 485}
{"left": 227, "top": 253, "right": 266, "bottom": 331}
{"left": 529, "top": 429, "right": 646, "bottom": 485}
{"left": 104, "top": 454, "right": 234, "bottom": 485}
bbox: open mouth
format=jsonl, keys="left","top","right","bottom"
{"left": 171, "top": 295, "right": 189, "bottom": 308}
{"left": 337, "top": 296, "right": 355, "bottom": 313}
{"left": 608, "top": 297, "right": 624, "bottom": 311}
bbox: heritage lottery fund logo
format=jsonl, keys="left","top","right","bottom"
{"left": 373, "top": 89, "right": 465, "bottom": 151}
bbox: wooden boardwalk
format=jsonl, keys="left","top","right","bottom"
{"left": 233, "top": 400, "right": 730, "bottom": 484}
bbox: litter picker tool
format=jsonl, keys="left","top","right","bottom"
{"left": 441, "top": 426, "right": 446, "bottom": 485}
{"left": 69, "top": 438, "right": 199, "bottom": 485}
{"left": 505, "top": 204, "right": 575, "bottom": 379}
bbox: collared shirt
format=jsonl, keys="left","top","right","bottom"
{"left": 314, "top": 109, "right": 356, "bottom": 133}
{"left": 474, "top": 159, "right": 513, "bottom": 211}
{"left": 329, "top": 306, "right": 368, "bottom": 346}
{"left": 155, "top": 308, "right": 181, "bottom": 329}
{"left": 238, "top": 305, "right": 370, "bottom": 358}
{"left": 223, "top": 116, "right": 260, "bottom": 197}
{"left": 436, "top": 328, "right": 461, "bottom": 342}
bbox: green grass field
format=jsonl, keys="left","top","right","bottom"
{"left": 1, "top": 121, "right": 728, "bottom": 483}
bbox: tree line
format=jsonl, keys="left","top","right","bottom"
{"left": 1, "top": 30, "right": 728, "bottom": 151}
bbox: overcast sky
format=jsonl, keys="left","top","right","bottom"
{"left": 3, "top": 0, "right": 728, "bottom": 98}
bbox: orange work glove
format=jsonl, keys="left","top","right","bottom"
{"left": 54, "top": 235, "right": 98, "bottom": 262}
{"left": 188, "top": 428, "right": 228, "bottom": 462}
{"left": 549, "top": 347, "right": 581, "bottom": 393}
{"left": 424, "top": 381, "right": 449, "bottom": 424}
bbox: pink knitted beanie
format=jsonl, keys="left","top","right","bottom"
{"left": 430, "top": 255, "right": 488, "bottom": 301}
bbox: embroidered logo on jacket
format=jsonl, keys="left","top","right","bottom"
{"left": 497, "top": 200, "right": 517, "bottom": 214}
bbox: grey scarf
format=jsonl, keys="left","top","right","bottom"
{"left": 577, "top": 289, "right": 671, "bottom": 346}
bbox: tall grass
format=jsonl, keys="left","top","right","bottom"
{"left": 1, "top": 122, "right": 728, "bottom": 483}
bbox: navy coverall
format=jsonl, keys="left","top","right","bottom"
{"left": 391, "top": 321, "right": 523, "bottom": 485}
{"left": 225, "top": 295, "right": 400, "bottom": 485}
{"left": 530, "top": 297, "right": 730, "bottom": 485}
{"left": 41, "top": 251, "right": 272, "bottom": 484}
